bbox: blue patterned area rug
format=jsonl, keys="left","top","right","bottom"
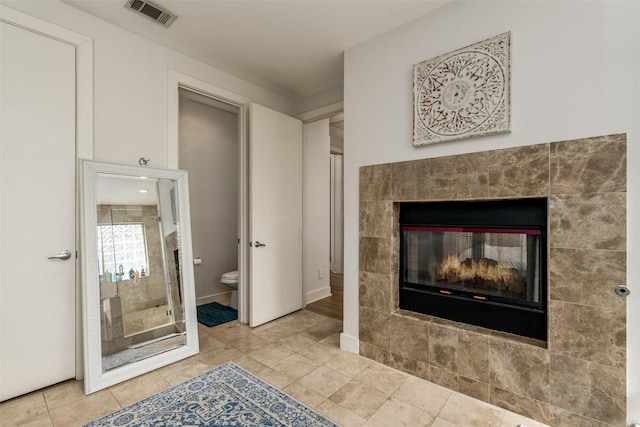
{"left": 83, "top": 362, "right": 339, "bottom": 427}
{"left": 197, "top": 302, "right": 238, "bottom": 327}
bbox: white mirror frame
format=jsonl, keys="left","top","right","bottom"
{"left": 80, "top": 159, "right": 199, "bottom": 394}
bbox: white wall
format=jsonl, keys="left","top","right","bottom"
{"left": 342, "top": 0, "right": 640, "bottom": 422}
{"left": 179, "top": 97, "right": 238, "bottom": 303}
{"left": 303, "top": 119, "right": 331, "bottom": 303}
{"left": 2, "top": 0, "right": 293, "bottom": 169}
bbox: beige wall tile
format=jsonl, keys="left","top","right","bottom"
{"left": 549, "top": 193, "right": 626, "bottom": 251}
{"left": 550, "top": 355, "right": 626, "bottom": 426}
{"left": 549, "top": 405, "right": 615, "bottom": 427}
{"left": 487, "top": 144, "right": 550, "bottom": 198}
{"left": 489, "top": 338, "right": 549, "bottom": 402}
{"left": 360, "top": 164, "right": 392, "bottom": 202}
{"left": 550, "top": 134, "right": 626, "bottom": 195}
{"left": 429, "top": 323, "right": 458, "bottom": 372}
{"left": 360, "top": 272, "right": 391, "bottom": 313}
{"left": 458, "top": 376, "right": 490, "bottom": 403}
{"left": 360, "top": 201, "right": 394, "bottom": 238}
{"left": 549, "top": 301, "right": 625, "bottom": 368}
{"left": 391, "top": 160, "right": 429, "bottom": 201}
{"left": 428, "top": 156, "right": 459, "bottom": 200}
{"left": 359, "top": 237, "right": 391, "bottom": 275}
{"left": 549, "top": 247, "right": 626, "bottom": 310}
{"left": 390, "top": 312, "right": 429, "bottom": 363}
{"left": 457, "top": 330, "right": 489, "bottom": 383}
{"left": 490, "top": 386, "right": 549, "bottom": 425}
{"left": 359, "top": 307, "right": 390, "bottom": 349}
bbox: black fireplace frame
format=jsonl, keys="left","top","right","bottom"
{"left": 399, "top": 198, "right": 548, "bottom": 341}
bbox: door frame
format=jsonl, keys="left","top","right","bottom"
{"left": 0, "top": 5, "right": 93, "bottom": 379}
{"left": 167, "top": 70, "right": 250, "bottom": 323}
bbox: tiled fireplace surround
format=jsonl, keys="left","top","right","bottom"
{"left": 358, "top": 134, "right": 627, "bottom": 426}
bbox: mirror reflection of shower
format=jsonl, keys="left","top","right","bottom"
{"left": 95, "top": 174, "right": 186, "bottom": 372}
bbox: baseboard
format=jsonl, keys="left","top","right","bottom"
{"left": 305, "top": 285, "right": 332, "bottom": 304}
{"left": 340, "top": 332, "right": 359, "bottom": 354}
{"left": 197, "top": 291, "right": 232, "bottom": 306}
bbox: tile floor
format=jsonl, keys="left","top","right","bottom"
{"left": 0, "top": 309, "right": 550, "bottom": 427}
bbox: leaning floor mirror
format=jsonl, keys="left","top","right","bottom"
{"left": 80, "top": 159, "right": 199, "bottom": 394}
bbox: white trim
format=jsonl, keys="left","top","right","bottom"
{"left": 1, "top": 5, "right": 93, "bottom": 381}
{"left": 306, "top": 286, "right": 332, "bottom": 305}
{"left": 167, "top": 70, "right": 250, "bottom": 324}
{"left": 340, "top": 332, "right": 359, "bottom": 354}
{"left": 167, "top": 70, "right": 250, "bottom": 169}
{"left": 296, "top": 101, "right": 344, "bottom": 123}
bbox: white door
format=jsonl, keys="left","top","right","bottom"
{"left": 249, "top": 104, "right": 303, "bottom": 327}
{"left": 0, "top": 20, "right": 77, "bottom": 401}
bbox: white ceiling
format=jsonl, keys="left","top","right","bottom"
{"left": 63, "top": 0, "right": 449, "bottom": 100}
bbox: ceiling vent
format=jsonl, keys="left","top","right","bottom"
{"left": 124, "top": 0, "right": 177, "bottom": 28}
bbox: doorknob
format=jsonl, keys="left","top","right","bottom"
{"left": 48, "top": 250, "right": 72, "bottom": 260}
{"left": 254, "top": 241, "right": 266, "bottom": 247}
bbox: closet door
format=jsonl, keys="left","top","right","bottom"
{"left": 1, "top": 17, "right": 77, "bottom": 401}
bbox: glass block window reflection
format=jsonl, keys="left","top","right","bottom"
{"left": 98, "top": 223, "right": 149, "bottom": 278}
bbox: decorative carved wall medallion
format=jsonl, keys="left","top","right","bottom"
{"left": 413, "top": 32, "right": 511, "bottom": 146}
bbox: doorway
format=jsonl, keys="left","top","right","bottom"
{"left": 168, "top": 71, "right": 305, "bottom": 328}
{"left": 178, "top": 89, "right": 240, "bottom": 314}
{"left": 305, "top": 113, "right": 344, "bottom": 321}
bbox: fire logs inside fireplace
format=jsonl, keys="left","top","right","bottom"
{"left": 437, "top": 254, "right": 526, "bottom": 295}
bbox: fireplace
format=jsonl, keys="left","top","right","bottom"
{"left": 399, "top": 198, "right": 547, "bottom": 341}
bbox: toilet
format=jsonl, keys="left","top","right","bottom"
{"left": 220, "top": 270, "right": 238, "bottom": 310}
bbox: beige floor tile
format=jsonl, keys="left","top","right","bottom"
{"left": 282, "top": 383, "right": 326, "bottom": 409}
{"left": 196, "top": 345, "right": 244, "bottom": 367}
{"left": 253, "top": 366, "right": 294, "bottom": 389}
{"left": 227, "top": 333, "right": 271, "bottom": 353}
{"left": 355, "top": 363, "right": 408, "bottom": 397}
{"left": 438, "top": 393, "right": 504, "bottom": 427}
{"left": 248, "top": 343, "right": 294, "bottom": 369}
{"left": 298, "top": 366, "right": 353, "bottom": 398}
{"left": 300, "top": 324, "right": 338, "bottom": 341}
{"left": 298, "top": 342, "right": 344, "bottom": 364}
{"left": 276, "top": 333, "right": 318, "bottom": 352}
{"left": 0, "top": 415, "right": 53, "bottom": 427}
{"left": 233, "top": 355, "right": 270, "bottom": 374}
{"left": 364, "top": 398, "right": 435, "bottom": 427}
{"left": 329, "top": 380, "right": 389, "bottom": 419}
{"left": 501, "top": 411, "right": 550, "bottom": 427}
{"left": 431, "top": 417, "right": 461, "bottom": 427}
{"left": 315, "top": 317, "right": 343, "bottom": 332}
{"left": 316, "top": 399, "right": 367, "bottom": 427}
{"left": 197, "top": 333, "right": 227, "bottom": 352}
{"left": 253, "top": 324, "right": 298, "bottom": 341}
{"left": 109, "top": 371, "right": 170, "bottom": 407}
{"left": 0, "top": 392, "right": 51, "bottom": 427}
{"left": 320, "top": 332, "right": 341, "bottom": 347}
{"left": 48, "top": 389, "right": 120, "bottom": 427}
{"left": 156, "top": 356, "right": 211, "bottom": 385}
{"left": 42, "top": 380, "right": 85, "bottom": 411}
{"left": 271, "top": 353, "right": 319, "bottom": 380}
{"left": 323, "top": 350, "right": 373, "bottom": 378}
{"left": 392, "top": 376, "right": 452, "bottom": 416}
